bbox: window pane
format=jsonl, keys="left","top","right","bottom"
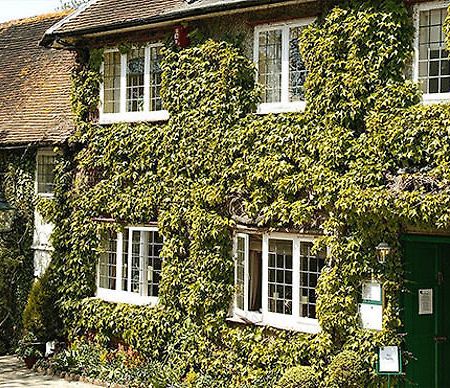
{"left": 122, "top": 229, "right": 129, "bottom": 291}
{"left": 126, "top": 48, "right": 145, "bottom": 112}
{"left": 37, "top": 154, "right": 56, "bottom": 194}
{"left": 299, "top": 242, "right": 325, "bottom": 319}
{"left": 131, "top": 230, "right": 143, "bottom": 293}
{"left": 103, "top": 52, "right": 121, "bottom": 113}
{"left": 149, "top": 46, "right": 163, "bottom": 112}
{"left": 129, "top": 229, "right": 162, "bottom": 297}
{"left": 441, "top": 77, "right": 450, "bottom": 93}
{"left": 235, "top": 236, "right": 246, "bottom": 310}
{"left": 258, "top": 29, "right": 282, "bottom": 103}
{"left": 99, "top": 231, "right": 117, "bottom": 290}
{"left": 289, "top": 26, "right": 307, "bottom": 102}
{"left": 418, "top": 8, "right": 450, "bottom": 94}
{"left": 147, "top": 230, "right": 163, "bottom": 297}
{"left": 268, "top": 239, "right": 293, "bottom": 315}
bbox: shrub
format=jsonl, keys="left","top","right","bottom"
{"left": 276, "top": 365, "right": 318, "bottom": 388}
{"left": 325, "top": 350, "right": 368, "bottom": 388}
{"left": 22, "top": 268, "right": 61, "bottom": 341}
{"left": 15, "top": 332, "right": 43, "bottom": 360}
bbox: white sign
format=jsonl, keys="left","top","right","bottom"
{"left": 418, "top": 289, "right": 433, "bottom": 315}
{"left": 362, "top": 281, "right": 382, "bottom": 303}
{"left": 359, "top": 303, "right": 382, "bottom": 331}
{"left": 379, "top": 346, "right": 400, "bottom": 373}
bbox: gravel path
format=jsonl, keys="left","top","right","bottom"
{"left": 0, "top": 355, "right": 97, "bottom": 387}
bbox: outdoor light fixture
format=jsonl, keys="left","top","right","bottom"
{"left": 0, "top": 195, "right": 15, "bottom": 233}
{"left": 376, "top": 242, "right": 391, "bottom": 264}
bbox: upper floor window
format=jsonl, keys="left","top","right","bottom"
{"left": 36, "top": 150, "right": 56, "bottom": 196}
{"left": 415, "top": 2, "right": 450, "bottom": 102}
{"left": 97, "top": 226, "right": 163, "bottom": 305}
{"left": 254, "top": 19, "right": 311, "bottom": 114}
{"left": 233, "top": 231, "right": 325, "bottom": 333}
{"left": 100, "top": 45, "right": 168, "bottom": 124}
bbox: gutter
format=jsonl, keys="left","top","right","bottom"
{"left": 0, "top": 144, "right": 30, "bottom": 150}
{"left": 40, "top": 0, "right": 315, "bottom": 47}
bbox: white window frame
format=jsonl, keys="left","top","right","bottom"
{"left": 96, "top": 226, "right": 161, "bottom": 306}
{"left": 233, "top": 233, "right": 264, "bottom": 323}
{"left": 99, "top": 45, "right": 169, "bottom": 124}
{"left": 232, "top": 231, "right": 323, "bottom": 333}
{"left": 254, "top": 18, "right": 313, "bottom": 114}
{"left": 413, "top": 1, "right": 450, "bottom": 104}
{"left": 35, "top": 148, "right": 56, "bottom": 198}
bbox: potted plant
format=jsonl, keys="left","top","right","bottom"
{"left": 16, "top": 333, "right": 43, "bottom": 369}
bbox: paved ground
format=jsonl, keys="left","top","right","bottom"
{"left": 0, "top": 356, "right": 96, "bottom": 387}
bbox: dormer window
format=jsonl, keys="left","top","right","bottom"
{"left": 254, "top": 19, "right": 312, "bottom": 114}
{"left": 100, "top": 44, "right": 168, "bottom": 124}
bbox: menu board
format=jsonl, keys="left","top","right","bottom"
{"left": 359, "top": 303, "right": 382, "bottom": 331}
{"left": 362, "top": 281, "right": 382, "bottom": 303}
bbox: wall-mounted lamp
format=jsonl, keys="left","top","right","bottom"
{"left": 0, "top": 195, "right": 15, "bottom": 234}
{"left": 376, "top": 242, "right": 391, "bottom": 264}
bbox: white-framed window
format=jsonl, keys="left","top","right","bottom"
{"left": 99, "top": 44, "right": 169, "bottom": 124}
{"left": 254, "top": 19, "right": 312, "bottom": 114}
{"left": 232, "top": 231, "right": 325, "bottom": 333}
{"left": 36, "top": 149, "right": 56, "bottom": 197}
{"left": 414, "top": 1, "right": 450, "bottom": 103}
{"left": 97, "top": 226, "right": 163, "bottom": 305}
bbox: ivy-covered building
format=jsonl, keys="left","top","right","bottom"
{"left": 27, "top": 0, "right": 450, "bottom": 386}
{"left": 0, "top": 12, "right": 75, "bottom": 352}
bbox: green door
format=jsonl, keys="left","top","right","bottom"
{"left": 403, "top": 236, "right": 450, "bottom": 387}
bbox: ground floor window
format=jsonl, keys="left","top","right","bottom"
{"left": 233, "top": 231, "right": 325, "bottom": 333}
{"left": 97, "top": 226, "right": 162, "bottom": 305}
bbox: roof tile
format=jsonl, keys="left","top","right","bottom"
{"left": 44, "top": 0, "right": 292, "bottom": 38}
{"left": 0, "top": 12, "right": 75, "bottom": 145}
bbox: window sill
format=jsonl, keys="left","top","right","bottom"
{"left": 99, "top": 110, "right": 169, "bottom": 124}
{"left": 257, "top": 102, "right": 306, "bottom": 115}
{"left": 231, "top": 310, "right": 263, "bottom": 324}
{"left": 96, "top": 288, "right": 159, "bottom": 306}
{"left": 229, "top": 309, "right": 320, "bottom": 334}
{"left": 422, "top": 93, "right": 450, "bottom": 105}
{"left": 31, "top": 244, "right": 54, "bottom": 251}
{"left": 36, "top": 193, "right": 54, "bottom": 199}
{"left": 263, "top": 314, "right": 321, "bottom": 334}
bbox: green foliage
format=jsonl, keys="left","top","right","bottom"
{"left": 45, "top": 336, "right": 197, "bottom": 387}
{"left": 29, "top": 0, "right": 450, "bottom": 386}
{"left": 276, "top": 365, "right": 318, "bottom": 388}
{"left": 23, "top": 268, "right": 62, "bottom": 341}
{"left": 324, "top": 350, "right": 368, "bottom": 388}
{"left": 15, "top": 332, "right": 43, "bottom": 360}
{"left": 0, "top": 149, "right": 35, "bottom": 353}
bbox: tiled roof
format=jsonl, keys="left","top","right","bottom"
{"left": 42, "top": 0, "right": 301, "bottom": 43}
{"left": 0, "top": 12, "right": 75, "bottom": 146}
{"left": 53, "top": 0, "right": 184, "bottom": 34}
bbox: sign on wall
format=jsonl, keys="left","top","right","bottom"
{"left": 418, "top": 289, "right": 433, "bottom": 315}
{"left": 377, "top": 346, "right": 402, "bottom": 375}
{"left": 359, "top": 280, "right": 383, "bottom": 331}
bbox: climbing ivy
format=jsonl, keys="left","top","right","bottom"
{"left": 0, "top": 149, "right": 35, "bottom": 354}
{"left": 34, "top": 0, "right": 450, "bottom": 386}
